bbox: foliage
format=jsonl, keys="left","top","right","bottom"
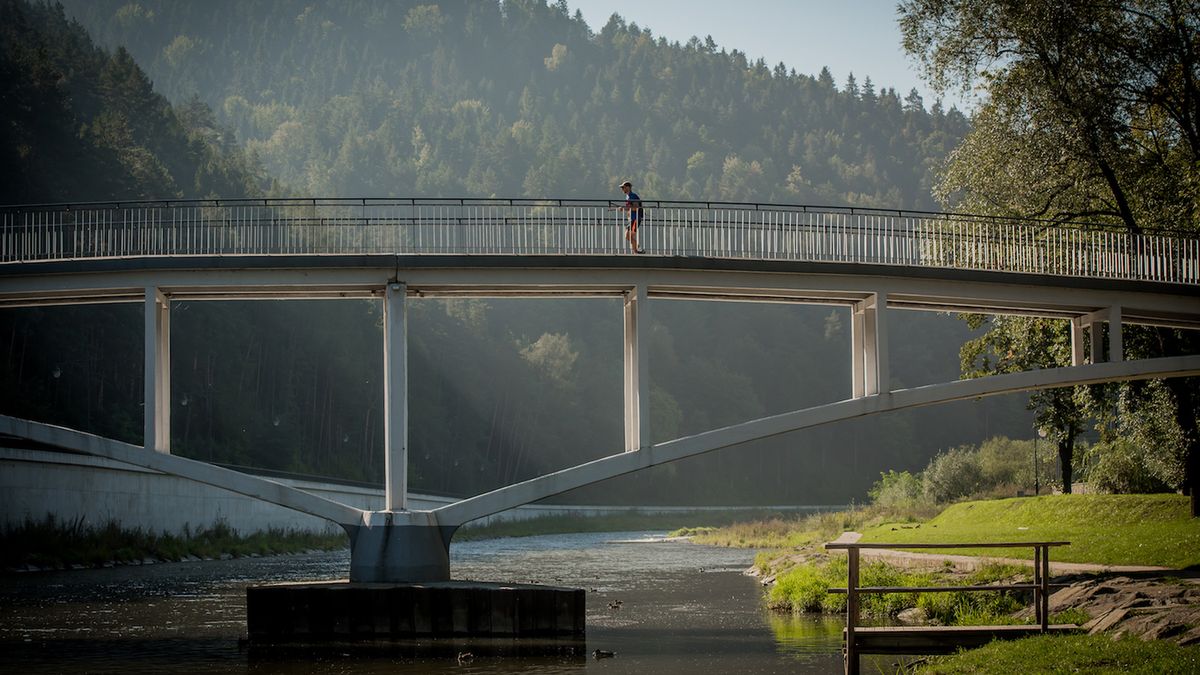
{"left": 61, "top": 0, "right": 969, "bottom": 208}
{"left": 1083, "top": 438, "right": 1174, "bottom": 494}
{"left": 901, "top": 0, "right": 1200, "bottom": 509}
{"left": 0, "top": 0, "right": 272, "bottom": 203}
{"left": 768, "top": 555, "right": 1030, "bottom": 624}
{"left": 867, "top": 437, "right": 1061, "bottom": 507}
{"left": 912, "top": 633, "right": 1200, "bottom": 675}
{"left": 923, "top": 446, "right": 985, "bottom": 503}
{"left": 868, "top": 470, "right": 928, "bottom": 509}
{"left": 1, "top": 514, "right": 346, "bottom": 570}
{"left": 858, "top": 494, "right": 1200, "bottom": 568}
{"left": 959, "top": 315, "right": 1086, "bottom": 494}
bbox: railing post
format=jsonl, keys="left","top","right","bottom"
{"left": 846, "top": 545, "right": 860, "bottom": 675}
{"left": 143, "top": 287, "right": 170, "bottom": 453}
{"left": 1040, "top": 544, "right": 1050, "bottom": 631}
{"left": 1033, "top": 544, "right": 1043, "bottom": 627}
{"left": 384, "top": 281, "right": 408, "bottom": 511}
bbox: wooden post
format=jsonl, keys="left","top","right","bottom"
{"left": 846, "top": 546, "right": 860, "bottom": 675}
{"left": 1032, "top": 545, "right": 1042, "bottom": 627}
{"left": 1040, "top": 544, "right": 1050, "bottom": 631}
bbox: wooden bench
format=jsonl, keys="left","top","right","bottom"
{"left": 824, "top": 540, "right": 1079, "bottom": 675}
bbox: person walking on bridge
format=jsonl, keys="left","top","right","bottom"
{"left": 614, "top": 180, "right": 645, "bottom": 254}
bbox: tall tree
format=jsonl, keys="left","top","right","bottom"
{"left": 902, "top": 0, "right": 1200, "bottom": 512}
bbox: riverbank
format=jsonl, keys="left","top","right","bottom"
{"left": 2, "top": 516, "right": 347, "bottom": 572}
{"left": 689, "top": 494, "right": 1200, "bottom": 669}
{"left": 455, "top": 508, "right": 798, "bottom": 541}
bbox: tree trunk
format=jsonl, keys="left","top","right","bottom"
{"left": 1058, "top": 436, "right": 1074, "bottom": 495}
{"left": 1157, "top": 329, "right": 1199, "bottom": 517}
{"left": 1163, "top": 376, "right": 1199, "bottom": 517}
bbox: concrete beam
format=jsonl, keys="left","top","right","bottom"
{"left": 623, "top": 286, "right": 650, "bottom": 451}
{"left": 143, "top": 287, "right": 169, "bottom": 453}
{"left": 851, "top": 303, "right": 866, "bottom": 398}
{"left": 0, "top": 414, "right": 365, "bottom": 525}
{"left": 384, "top": 282, "right": 408, "bottom": 511}
{"left": 1070, "top": 317, "right": 1085, "bottom": 367}
{"left": 433, "top": 355, "right": 1200, "bottom": 526}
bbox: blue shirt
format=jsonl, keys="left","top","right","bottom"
{"left": 626, "top": 192, "right": 641, "bottom": 222}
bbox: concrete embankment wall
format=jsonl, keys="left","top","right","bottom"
{"left": 1, "top": 447, "right": 828, "bottom": 535}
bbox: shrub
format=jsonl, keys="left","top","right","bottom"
{"left": 868, "top": 470, "right": 926, "bottom": 509}
{"left": 1084, "top": 439, "right": 1172, "bottom": 494}
{"left": 923, "top": 446, "right": 984, "bottom": 503}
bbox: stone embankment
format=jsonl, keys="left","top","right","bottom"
{"left": 1039, "top": 574, "right": 1200, "bottom": 646}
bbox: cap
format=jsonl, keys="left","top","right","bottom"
{"left": 619, "top": 181, "right": 632, "bottom": 188}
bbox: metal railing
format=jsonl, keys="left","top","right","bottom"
{"left": 2, "top": 198, "right": 1197, "bottom": 284}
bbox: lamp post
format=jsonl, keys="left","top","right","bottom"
{"left": 1034, "top": 427, "right": 1047, "bottom": 495}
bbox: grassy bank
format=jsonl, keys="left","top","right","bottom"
{"left": 909, "top": 633, "right": 1200, "bottom": 674}
{"left": 697, "top": 493, "right": 1198, "bottom": 628}
{"left": 859, "top": 494, "right": 1200, "bottom": 568}
{"left": 2, "top": 516, "right": 348, "bottom": 571}
{"left": 456, "top": 509, "right": 796, "bottom": 541}
{"left": 688, "top": 494, "right": 1200, "bottom": 569}
{"left": 677, "top": 502, "right": 938, "bottom": 550}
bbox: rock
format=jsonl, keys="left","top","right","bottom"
{"left": 896, "top": 607, "right": 928, "bottom": 625}
{"left": 1084, "top": 608, "right": 1129, "bottom": 634}
{"left": 1141, "top": 621, "right": 1187, "bottom": 641}
{"left": 1177, "top": 627, "right": 1200, "bottom": 647}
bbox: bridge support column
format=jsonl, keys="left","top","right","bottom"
{"left": 143, "top": 287, "right": 170, "bottom": 453}
{"left": 1071, "top": 318, "right": 1086, "bottom": 366}
{"left": 1079, "top": 305, "right": 1123, "bottom": 364}
{"left": 852, "top": 293, "right": 889, "bottom": 397}
{"left": 624, "top": 285, "right": 650, "bottom": 451}
{"left": 384, "top": 282, "right": 408, "bottom": 511}
{"left": 345, "top": 513, "right": 457, "bottom": 582}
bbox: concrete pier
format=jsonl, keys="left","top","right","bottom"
{"left": 247, "top": 581, "right": 585, "bottom": 642}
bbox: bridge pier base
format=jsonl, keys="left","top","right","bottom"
{"left": 345, "top": 517, "right": 458, "bottom": 583}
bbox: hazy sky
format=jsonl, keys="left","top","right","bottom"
{"left": 565, "top": 0, "right": 972, "bottom": 110}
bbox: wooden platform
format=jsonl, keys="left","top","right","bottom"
{"left": 851, "top": 624, "right": 1080, "bottom": 654}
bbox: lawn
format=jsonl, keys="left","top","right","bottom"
{"left": 858, "top": 494, "right": 1200, "bottom": 568}
{"left": 911, "top": 633, "right": 1200, "bottom": 674}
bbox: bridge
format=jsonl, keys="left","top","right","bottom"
{"left": 2, "top": 198, "right": 1199, "bottom": 583}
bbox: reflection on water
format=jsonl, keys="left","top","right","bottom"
{"left": 767, "top": 612, "right": 846, "bottom": 654}
{"left": 0, "top": 532, "right": 846, "bottom": 674}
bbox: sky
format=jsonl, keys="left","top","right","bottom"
{"left": 565, "top": 0, "right": 973, "bottom": 111}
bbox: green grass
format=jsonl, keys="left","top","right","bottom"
{"left": 2, "top": 515, "right": 348, "bottom": 570}
{"left": 682, "top": 503, "right": 936, "bottom": 550}
{"left": 766, "top": 556, "right": 1043, "bottom": 625}
{"left": 859, "top": 494, "right": 1200, "bottom": 568}
{"left": 910, "top": 633, "right": 1200, "bottom": 674}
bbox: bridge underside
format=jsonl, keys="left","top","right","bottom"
{"left": 2, "top": 256, "right": 1198, "bottom": 581}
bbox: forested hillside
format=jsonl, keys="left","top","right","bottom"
{"left": 1, "top": 0, "right": 1035, "bottom": 504}
{"left": 0, "top": 0, "right": 272, "bottom": 203}
{"left": 60, "top": 0, "right": 968, "bottom": 207}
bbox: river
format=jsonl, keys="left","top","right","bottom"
{"left": 0, "top": 531, "right": 873, "bottom": 674}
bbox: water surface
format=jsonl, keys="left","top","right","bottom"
{"left": 1, "top": 531, "right": 853, "bottom": 673}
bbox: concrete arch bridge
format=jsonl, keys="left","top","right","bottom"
{"left": 1, "top": 198, "right": 1198, "bottom": 582}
